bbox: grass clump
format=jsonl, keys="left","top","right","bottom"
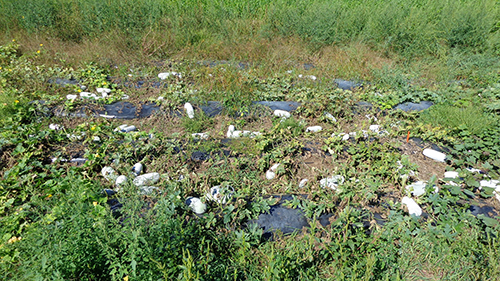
{"left": 181, "top": 111, "right": 213, "bottom": 134}
{"left": 419, "top": 104, "right": 495, "bottom": 135}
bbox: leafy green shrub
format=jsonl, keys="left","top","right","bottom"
{"left": 272, "top": 116, "right": 305, "bottom": 137}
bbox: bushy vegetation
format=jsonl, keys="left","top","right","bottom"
{"left": 1, "top": 0, "right": 499, "bottom": 57}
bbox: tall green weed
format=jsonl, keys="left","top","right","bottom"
{"left": 1, "top": 0, "right": 498, "bottom": 57}
{"left": 269, "top": 0, "right": 500, "bottom": 57}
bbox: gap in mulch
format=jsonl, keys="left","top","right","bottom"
{"left": 397, "top": 137, "right": 448, "bottom": 180}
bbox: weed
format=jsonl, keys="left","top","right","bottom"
{"left": 181, "top": 110, "right": 213, "bottom": 134}
{"left": 419, "top": 104, "right": 495, "bottom": 135}
{"left": 272, "top": 116, "right": 305, "bottom": 137}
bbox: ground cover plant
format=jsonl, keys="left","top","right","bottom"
{"left": 1, "top": 0, "right": 500, "bottom": 280}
